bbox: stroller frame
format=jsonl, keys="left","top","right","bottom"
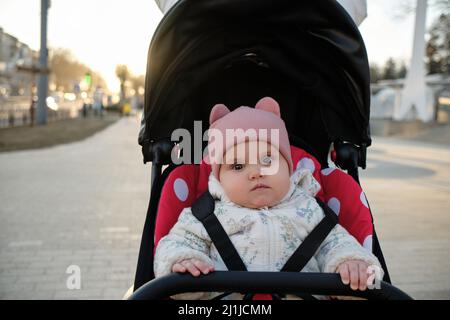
{"left": 132, "top": 0, "right": 408, "bottom": 299}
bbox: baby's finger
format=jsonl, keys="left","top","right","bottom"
{"left": 358, "top": 263, "right": 368, "bottom": 291}
{"left": 192, "top": 259, "right": 214, "bottom": 274}
{"left": 339, "top": 264, "right": 350, "bottom": 286}
{"left": 182, "top": 260, "right": 201, "bottom": 277}
{"left": 348, "top": 263, "right": 359, "bottom": 290}
{"left": 172, "top": 263, "right": 186, "bottom": 273}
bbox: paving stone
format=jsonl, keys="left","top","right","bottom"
{"left": 1, "top": 120, "right": 449, "bottom": 299}
{"left": 0, "top": 118, "right": 149, "bottom": 300}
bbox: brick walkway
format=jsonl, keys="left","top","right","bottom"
{"left": 0, "top": 116, "right": 149, "bottom": 299}
{"left": 1, "top": 118, "right": 449, "bottom": 299}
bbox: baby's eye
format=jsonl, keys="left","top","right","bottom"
{"left": 261, "top": 155, "right": 272, "bottom": 166}
{"left": 231, "top": 163, "right": 244, "bottom": 171}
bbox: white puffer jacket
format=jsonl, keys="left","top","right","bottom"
{"left": 154, "top": 168, "right": 382, "bottom": 299}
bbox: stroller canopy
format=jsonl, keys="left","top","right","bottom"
{"left": 155, "top": 0, "right": 368, "bottom": 26}
{"left": 139, "top": 0, "right": 372, "bottom": 165}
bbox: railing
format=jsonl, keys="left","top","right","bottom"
{"left": 0, "top": 97, "right": 81, "bottom": 128}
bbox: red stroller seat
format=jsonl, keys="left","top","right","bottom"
{"left": 154, "top": 145, "right": 374, "bottom": 253}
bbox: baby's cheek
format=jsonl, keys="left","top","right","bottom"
{"left": 223, "top": 183, "right": 247, "bottom": 204}
{"left": 276, "top": 178, "right": 291, "bottom": 200}
{"left": 230, "top": 190, "right": 243, "bottom": 203}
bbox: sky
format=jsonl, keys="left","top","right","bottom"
{"left": 359, "top": 0, "right": 442, "bottom": 68}
{"left": 0, "top": 0, "right": 444, "bottom": 93}
{"left": 0, "top": 0, "right": 163, "bottom": 93}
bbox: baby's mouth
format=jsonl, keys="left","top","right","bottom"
{"left": 251, "top": 183, "right": 270, "bottom": 191}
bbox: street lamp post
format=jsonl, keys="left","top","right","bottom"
{"left": 36, "top": 0, "right": 50, "bottom": 125}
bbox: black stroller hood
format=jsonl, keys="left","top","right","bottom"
{"left": 139, "top": 0, "right": 372, "bottom": 164}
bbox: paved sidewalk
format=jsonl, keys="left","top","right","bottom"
{"left": 1, "top": 117, "right": 449, "bottom": 299}
{"left": 360, "top": 137, "right": 450, "bottom": 300}
{"left": 0, "top": 116, "right": 150, "bottom": 299}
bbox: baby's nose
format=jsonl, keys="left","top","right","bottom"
{"left": 249, "top": 166, "right": 263, "bottom": 179}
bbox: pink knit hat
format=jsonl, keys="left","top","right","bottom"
{"left": 207, "top": 97, "right": 293, "bottom": 180}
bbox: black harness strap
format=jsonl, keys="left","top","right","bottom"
{"left": 191, "top": 191, "right": 338, "bottom": 300}
{"left": 281, "top": 198, "right": 338, "bottom": 272}
{"left": 191, "top": 191, "right": 247, "bottom": 272}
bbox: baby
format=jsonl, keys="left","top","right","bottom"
{"left": 154, "top": 97, "right": 382, "bottom": 299}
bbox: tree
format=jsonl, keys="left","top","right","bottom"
{"left": 374, "top": 58, "right": 409, "bottom": 81}
{"left": 369, "top": 63, "right": 381, "bottom": 83}
{"left": 115, "top": 64, "right": 130, "bottom": 103}
{"left": 49, "top": 48, "right": 107, "bottom": 92}
{"left": 426, "top": 13, "right": 450, "bottom": 74}
{"left": 398, "top": 62, "right": 408, "bottom": 78}
{"left": 393, "top": 0, "right": 450, "bottom": 19}
{"left": 432, "top": 0, "right": 450, "bottom": 15}
{"left": 131, "top": 74, "right": 145, "bottom": 93}
{"left": 382, "top": 58, "right": 398, "bottom": 80}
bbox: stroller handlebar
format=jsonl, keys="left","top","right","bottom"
{"left": 128, "top": 271, "right": 413, "bottom": 300}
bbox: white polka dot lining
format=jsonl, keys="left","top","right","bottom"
{"left": 360, "top": 191, "right": 369, "bottom": 208}
{"left": 363, "top": 235, "right": 373, "bottom": 252}
{"left": 296, "top": 157, "right": 315, "bottom": 173}
{"left": 321, "top": 168, "right": 336, "bottom": 176}
{"left": 327, "top": 197, "right": 341, "bottom": 216}
{"left": 173, "top": 178, "right": 189, "bottom": 202}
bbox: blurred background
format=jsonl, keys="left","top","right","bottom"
{"left": 0, "top": 0, "right": 449, "bottom": 300}
{"left": 0, "top": 0, "right": 162, "bottom": 131}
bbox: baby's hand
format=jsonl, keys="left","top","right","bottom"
{"left": 172, "top": 259, "right": 215, "bottom": 277}
{"left": 336, "top": 260, "right": 370, "bottom": 291}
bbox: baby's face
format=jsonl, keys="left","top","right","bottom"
{"left": 218, "top": 141, "right": 290, "bottom": 209}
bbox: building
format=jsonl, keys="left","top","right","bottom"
{"left": 0, "top": 27, "right": 38, "bottom": 97}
